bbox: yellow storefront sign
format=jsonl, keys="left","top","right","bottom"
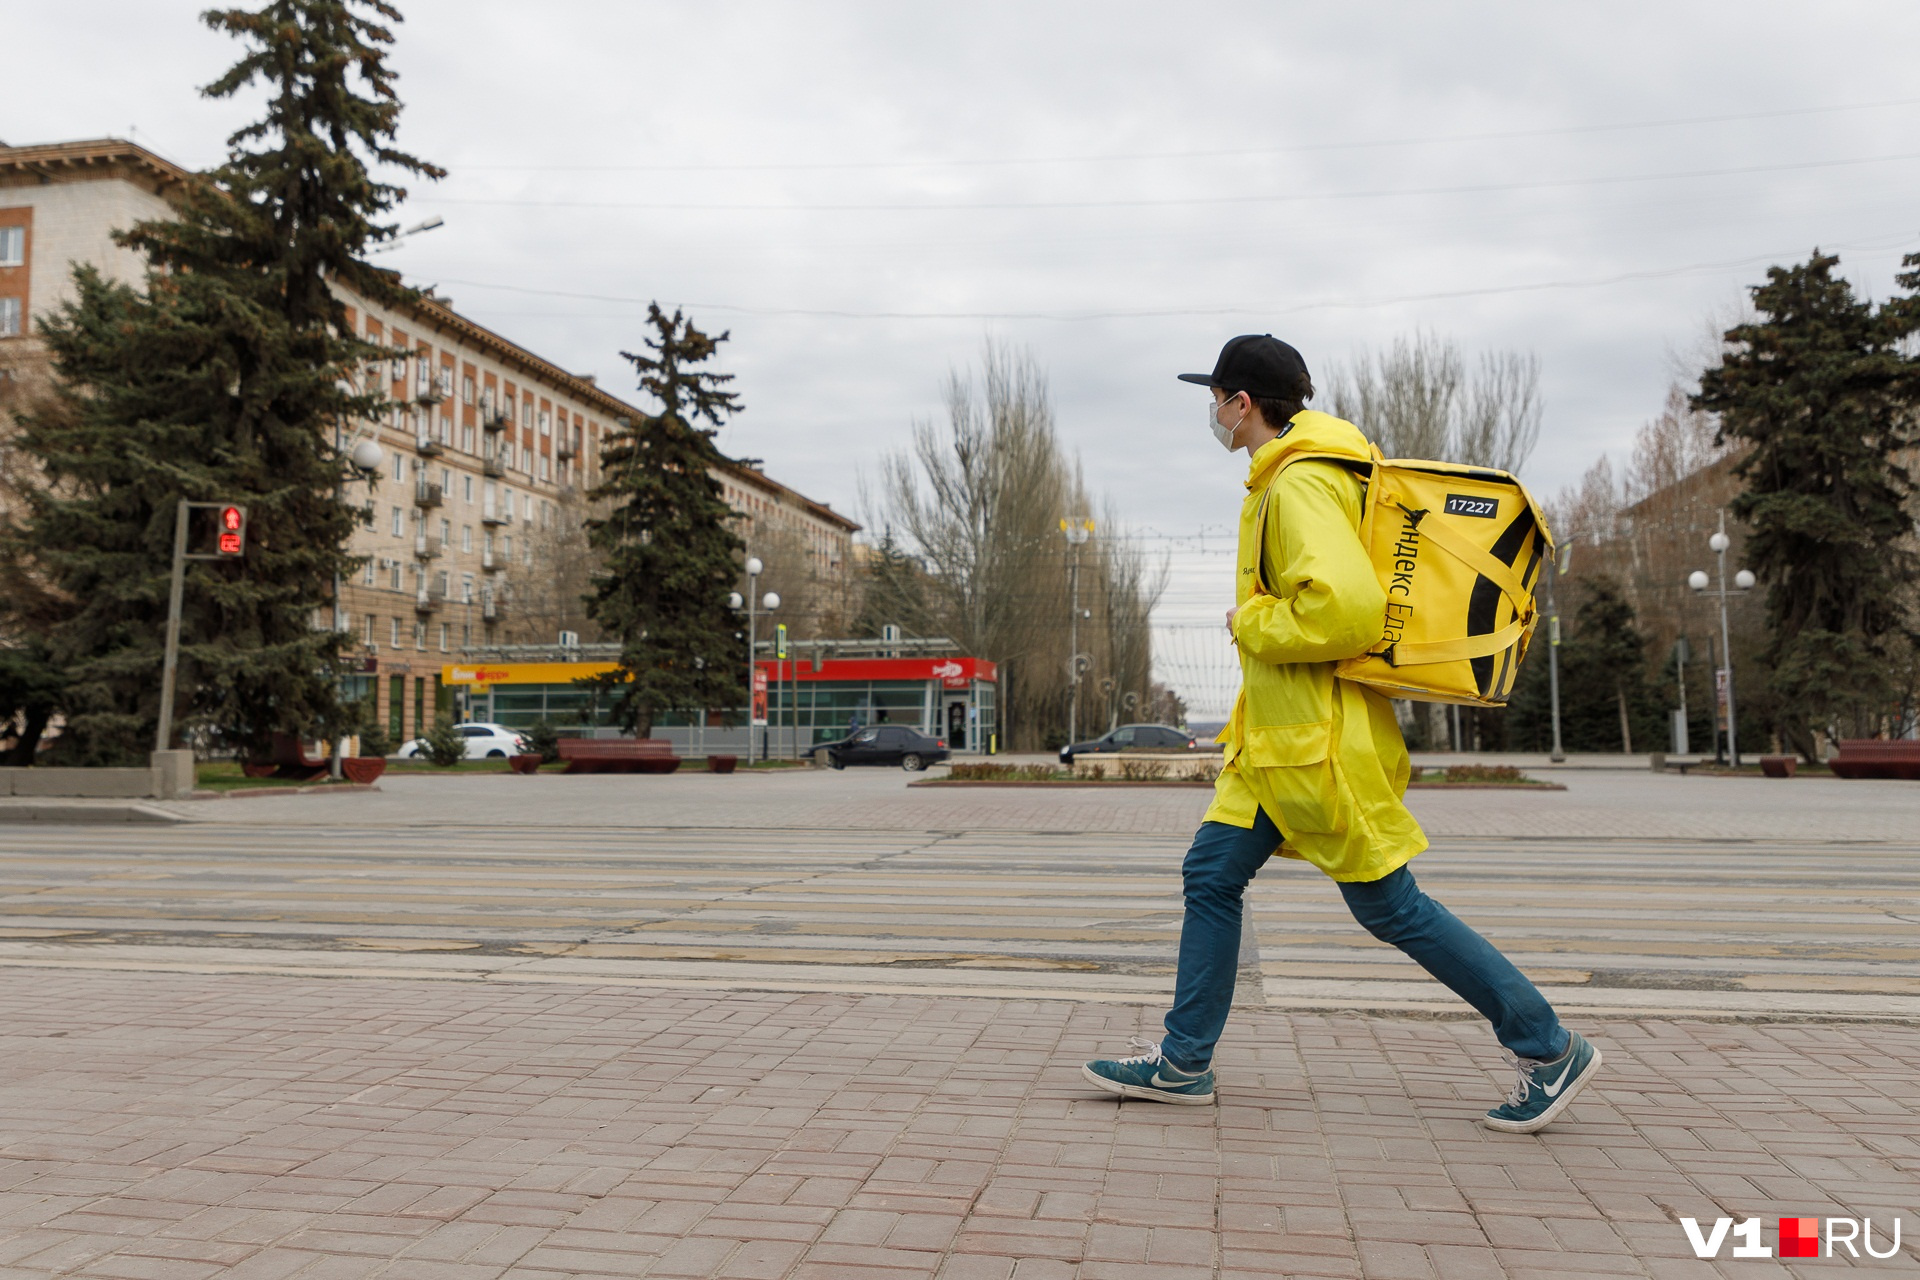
{"left": 441, "top": 661, "right": 618, "bottom": 692}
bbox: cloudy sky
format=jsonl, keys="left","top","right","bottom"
{"left": 10, "top": 1, "right": 1920, "bottom": 711}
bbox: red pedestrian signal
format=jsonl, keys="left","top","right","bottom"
{"left": 217, "top": 505, "right": 246, "bottom": 557}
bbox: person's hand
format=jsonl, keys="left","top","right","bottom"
{"left": 1225, "top": 603, "right": 1241, "bottom": 631}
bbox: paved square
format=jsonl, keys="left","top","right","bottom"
{"left": 1, "top": 973, "right": 1917, "bottom": 1278}
{"left": 1, "top": 766, "right": 1916, "bottom": 1275}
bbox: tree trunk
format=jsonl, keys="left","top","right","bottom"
{"left": 1616, "top": 686, "right": 1633, "bottom": 754}
{"left": 2, "top": 706, "right": 51, "bottom": 767}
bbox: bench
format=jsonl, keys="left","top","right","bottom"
{"left": 554, "top": 738, "right": 681, "bottom": 775}
{"left": 1828, "top": 739, "right": 1920, "bottom": 781}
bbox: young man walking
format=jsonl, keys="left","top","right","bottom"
{"left": 1082, "top": 334, "right": 1600, "bottom": 1134}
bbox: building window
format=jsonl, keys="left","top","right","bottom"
{"left": 503, "top": 534, "right": 513, "bottom": 560}
{"left": 390, "top": 616, "right": 402, "bottom": 647}
{"left": 538, "top": 410, "right": 551, "bottom": 437}
{"left": 464, "top": 475, "right": 474, "bottom": 502}
{"left": 503, "top": 489, "right": 514, "bottom": 518}
{"left": 362, "top": 613, "right": 374, "bottom": 644}
{"left": 0, "top": 226, "right": 23, "bottom": 266}
{"left": 522, "top": 401, "right": 533, "bottom": 429}
{"left": 439, "top": 517, "right": 451, "bottom": 544}
{"left": 389, "top": 562, "right": 402, "bottom": 590}
{"left": 391, "top": 506, "right": 403, "bottom": 537}
{"left": 462, "top": 525, "right": 473, "bottom": 552}
{"left": 461, "top": 424, "right": 475, "bottom": 453}
{"left": 363, "top": 559, "right": 375, "bottom": 586}
{"left": 0, "top": 297, "right": 19, "bottom": 338}
{"left": 439, "top": 622, "right": 449, "bottom": 651}
{"left": 461, "top": 624, "right": 471, "bottom": 647}
{"left": 539, "top": 454, "right": 550, "bottom": 481}
{"left": 415, "top": 622, "right": 427, "bottom": 650}
{"left": 462, "top": 375, "right": 475, "bottom": 405}
{"left": 461, "top": 576, "right": 474, "bottom": 603}
{"left": 438, "top": 415, "right": 451, "bottom": 443}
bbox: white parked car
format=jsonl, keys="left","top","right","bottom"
{"left": 397, "top": 722, "right": 530, "bottom": 760}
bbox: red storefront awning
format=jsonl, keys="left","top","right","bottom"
{"left": 755, "top": 656, "right": 997, "bottom": 690}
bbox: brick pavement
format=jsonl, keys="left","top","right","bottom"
{"left": 0, "top": 970, "right": 1915, "bottom": 1278}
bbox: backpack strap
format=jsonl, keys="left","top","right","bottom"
{"left": 1254, "top": 451, "right": 1374, "bottom": 593}
{"left": 1373, "top": 493, "right": 1536, "bottom": 667}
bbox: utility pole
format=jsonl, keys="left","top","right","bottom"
{"left": 156, "top": 500, "right": 192, "bottom": 753}
{"left": 1545, "top": 538, "right": 1571, "bottom": 763}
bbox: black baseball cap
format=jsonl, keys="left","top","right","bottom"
{"left": 1177, "top": 334, "right": 1311, "bottom": 399}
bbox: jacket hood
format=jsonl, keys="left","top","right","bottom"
{"left": 1245, "top": 409, "right": 1375, "bottom": 489}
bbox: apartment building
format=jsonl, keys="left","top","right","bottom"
{"left": 1, "top": 138, "right": 860, "bottom": 743}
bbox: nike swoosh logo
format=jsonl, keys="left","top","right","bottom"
{"left": 1541, "top": 1053, "right": 1578, "bottom": 1098}
{"left": 1150, "top": 1072, "right": 1194, "bottom": 1088}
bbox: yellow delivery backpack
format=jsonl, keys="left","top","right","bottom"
{"left": 1264, "top": 447, "right": 1554, "bottom": 707}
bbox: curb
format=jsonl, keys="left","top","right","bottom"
{"left": 0, "top": 803, "right": 185, "bottom": 825}
{"left": 188, "top": 783, "right": 381, "bottom": 801}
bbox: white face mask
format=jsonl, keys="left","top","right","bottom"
{"left": 1209, "top": 396, "right": 1242, "bottom": 451}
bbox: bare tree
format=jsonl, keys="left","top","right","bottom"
{"left": 506, "top": 487, "right": 601, "bottom": 644}
{"left": 869, "top": 340, "right": 1167, "bottom": 748}
{"left": 1328, "top": 332, "right": 1543, "bottom": 474}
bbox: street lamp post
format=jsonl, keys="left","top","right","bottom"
{"left": 1060, "top": 517, "right": 1093, "bottom": 743}
{"left": 731, "top": 559, "right": 779, "bottom": 760}
{"left": 1688, "top": 513, "right": 1756, "bottom": 768}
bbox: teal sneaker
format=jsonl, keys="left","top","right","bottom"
{"left": 1482, "top": 1031, "right": 1602, "bottom": 1133}
{"left": 1082, "top": 1037, "right": 1215, "bottom": 1105}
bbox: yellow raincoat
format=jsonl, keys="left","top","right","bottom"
{"left": 1203, "top": 410, "right": 1429, "bottom": 881}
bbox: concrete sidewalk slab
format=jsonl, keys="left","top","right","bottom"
{"left": 0, "top": 970, "right": 1913, "bottom": 1278}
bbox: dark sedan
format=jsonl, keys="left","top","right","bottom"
{"left": 1058, "top": 723, "right": 1198, "bottom": 764}
{"left": 815, "top": 725, "right": 951, "bottom": 771}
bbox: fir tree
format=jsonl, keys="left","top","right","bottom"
{"left": 582, "top": 305, "right": 747, "bottom": 738}
{"left": 4, "top": 0, "right": 440, "bottom": 764}
{"left": 1693, "top": 252, "right": 1919, "bottom": 756}
{"left": 1506, "top": 578, "right": 1662, "bottom": 752}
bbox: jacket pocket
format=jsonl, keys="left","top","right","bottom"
{"left": 1244, "top": 720, "right": 1345, "bottom": 835}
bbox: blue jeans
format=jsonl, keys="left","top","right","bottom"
{"left": 1161, "top": 811, "right": 1568, "bottom": 1072}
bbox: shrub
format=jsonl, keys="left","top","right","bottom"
{"left": 947, "top": 762, "right": 1059, "bottom": 781}
{"left": 525, "top": 719, "right": 561, "bottom": 763}
{"left": 1116, "top": 758, "right": 1170, "bottom": 781}
{"left": 356, "top": 721, "right": 390, "bottom": 759}
{"left": 1442, "top": 763, "right": 1526, "bottom": 784}
{"left": 420, "top": 717, "right": 468, "bottom": 768}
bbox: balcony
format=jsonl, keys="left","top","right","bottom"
{"left": 482, "top": 410, "right": 510, "bottom": 434}
{"left": 480, "top": 504, "right": 511, "bottom": 527}
{"left": 414, "top": 481, "right": 443, "bottom": 509}
{"left": 482, "top": 592, "right": 504, "bottom": 622}
{"left": 555, "top": 440, "right": 578, "bottom": 461}
{"left": 413, "top": 589, "right": 442, "bottom": 614}
{"left": 413, "top": 534, "right": 442, "bottom": 560}
{"left": 414, "top": 385, "right": 445, "bottom": 408}
{"left": 483, "top": 454, "right": 505, "bottom": 478}
{"left": 481, "top": 546, "right": 500, "bottom": 572}
{"left": 414, "top": 434, "right": 443, "bottom": 457}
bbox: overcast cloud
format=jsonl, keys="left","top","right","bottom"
{"left": 9, "top": 1, "right": 1920, "bottom": 712}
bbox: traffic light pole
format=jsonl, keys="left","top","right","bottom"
{"left": 155, "top": 499, "right": 191, "bottom": 752}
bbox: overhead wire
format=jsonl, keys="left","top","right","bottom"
{"left": 449, "top": 95, "right": 1920, "bottom": 174}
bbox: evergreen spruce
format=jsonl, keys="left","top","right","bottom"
{"left": 1506, "top": 578, "right": 1663, "bottom": 752}
{"left": 1693, "top": 252, "right": 1919, "bottom": 755}
{"left": 582, "top": 305, "right": 747, "bottom": 738}
{"left": 3, "top": 0, "right": 440, "bottom": 764}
